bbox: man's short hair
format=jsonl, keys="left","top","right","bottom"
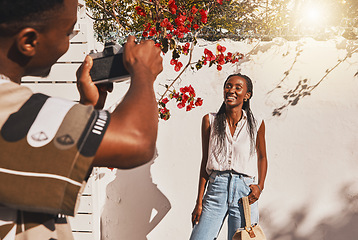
{"left": 0, "top": 0, "right": 65, "bottom": 36}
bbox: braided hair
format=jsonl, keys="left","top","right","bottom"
{"left": 212, "top": 73, "right": 257, "bottom": 156}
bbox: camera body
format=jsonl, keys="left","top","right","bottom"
{"left": 89, "top": 41, "right": 130, "bottom": 84}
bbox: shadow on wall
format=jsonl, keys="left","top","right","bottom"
{"left": 101, "top": 159, "right": 171, "bottom": 240}
{"left": 261, "top": 184, "right": 358, "bottom": 240}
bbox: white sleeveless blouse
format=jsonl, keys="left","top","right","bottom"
{"left": 206, "top": 111, "right": 261, "bottom": 178}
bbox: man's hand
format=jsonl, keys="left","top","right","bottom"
{"left": 76, "top": 55, "right": 113, "bottom": 109}
{"left": 91, "top": 35, "right": 163, "bottom": 169}
{"left": 123, "top": 36, "right": 163, "bottom": 83}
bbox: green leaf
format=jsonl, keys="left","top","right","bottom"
{"left": 172, "top": 49, "right": 180, "bottom": 59}
{"left": 161, "top": 38, "right": 169, "bottom": 53}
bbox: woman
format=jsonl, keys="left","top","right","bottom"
{"left": 189, "top": 73, "right": 268, "bottom": 240}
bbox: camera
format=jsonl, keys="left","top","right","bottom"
{"left": 89, "top": 41, "right": 130, "bottom": 84}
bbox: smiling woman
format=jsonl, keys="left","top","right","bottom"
{"left": 189, "top": 73, "right": 268, "bottom": 240}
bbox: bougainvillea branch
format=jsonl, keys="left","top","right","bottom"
{"left": 86, "top": 0, "right": 246, "bottom": 120}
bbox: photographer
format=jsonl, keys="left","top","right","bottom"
{"left": 0, "top": 0, "right": 162, "bottom": 239}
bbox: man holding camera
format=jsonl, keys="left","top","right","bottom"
{"left": 0, "top": 0, "right": 162, "bottom": 239}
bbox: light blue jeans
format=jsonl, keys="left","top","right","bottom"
{"left": 189, "top": 171, "right": 259, "bottom": 240}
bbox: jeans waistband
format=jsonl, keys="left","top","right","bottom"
{"left": 211, "top": 170, "right": 252, "bottom": 178}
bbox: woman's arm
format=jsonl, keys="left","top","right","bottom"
{"left": 248, "top": 120, "right": 268, "bottom": 205}
{"left": 191, "top": 114, "right": 210, "bottom": 226}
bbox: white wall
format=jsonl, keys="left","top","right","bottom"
{"left": 25, "top": 25, "right": 358, "bottom": 238}
{"left": 99, "top": 37, "right": 358, "bottom": 240}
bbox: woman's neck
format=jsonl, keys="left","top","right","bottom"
{"left": 225, "top": 107, "right": 243, "bottom": 127}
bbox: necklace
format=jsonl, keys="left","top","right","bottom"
{"left": 227, "top": 112, "right": 243, "bottom": 128}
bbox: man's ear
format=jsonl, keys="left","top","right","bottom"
{"left": 15, "top": 28, "right": 39, "bottom": 57}
{"left": 245, "top": 92, "right": 251, "bottom": 100}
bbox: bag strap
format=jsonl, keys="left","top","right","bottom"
{"left": 242, "top": 196, "right": 251, "bottom": 228}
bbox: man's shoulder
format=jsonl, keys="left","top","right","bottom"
{"left": 0, "top": 82, "right": 33, "bottom": 128}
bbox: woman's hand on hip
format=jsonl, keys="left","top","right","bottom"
{"left": 248, "top": 184, "right": 261, "bottom": 205}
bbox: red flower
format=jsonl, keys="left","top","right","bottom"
{"left": 162, "top": 98, "right": 169, "bottom": 104}
{"left": 168, "top": 0, "right": 178, "bottom": 14}
{"left": 188, "top": 85, "right": 196, "bottom": 97}
{"left": 217, "top": 0, "right": 223, "bottom": 4}
{"left": 180, "top": 86, "right": 189, "bottom": 93}
{"left": 175, "top": 15, "right": 186, "bottom": 26}
{"left": 200, "top": 9, "right": 208, "bottom": 24}
{"left": 193, "top": 24, "right": 199, "bottom": 30}
{"left": 149, "top": 27, "right": 157, "bottom": 36}
{"left": 177, "top": 102, "right": 185, "bottom": 109}
{"left": 217, "top": 65, "right": 222, "bottom": 71}
{"left": 204, "top": 49, "right": 216, "bottom": 61}
{"left": 170, "top": 59, "right": 177, "bottom": 65}
{"left": 182, "top": 42, "right": 190, "bottom": 54}
{"left": 217, "top": 45, "right": 226, "bottom": 53}
{"left": 182, "top": 94, "right": 189, "bottom": 102}
{"left": 166, "top": 34, "right": 173, "bottom": 39}
{"left": 135, "top": 6, "right": 146, "bottom": 17}
{"left": 172, "top": 92, "right": 180, "bottom": 99}
{"left": 195, "top": 98, "right": 203, "bottom": 106}
{"left": 142, "top": 31, "right": 148, "bottom": 37}
{"left": 191, "top": 6, "right": 198, "bottom": 14}
{"left": 144, "top": 23, "right": 151, "bottom": 31}
{"left": 186, "top": 104, "right": 193, "bottom": 111}
{"left": 217, "top": 54, "right": 225, "bottom": 65}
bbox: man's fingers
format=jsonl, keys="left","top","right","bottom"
{"left": 77, "top": 55, "right": 93, "bottom": 81}
{"left": 126, "top": 35, "right": 137, "bottom": 46}
{"left": 98, "top": 83, "right": 113, "bottom": 93}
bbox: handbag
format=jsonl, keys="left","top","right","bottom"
{"left": 232, "top": 196, "right": 267, "bottom": 240}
